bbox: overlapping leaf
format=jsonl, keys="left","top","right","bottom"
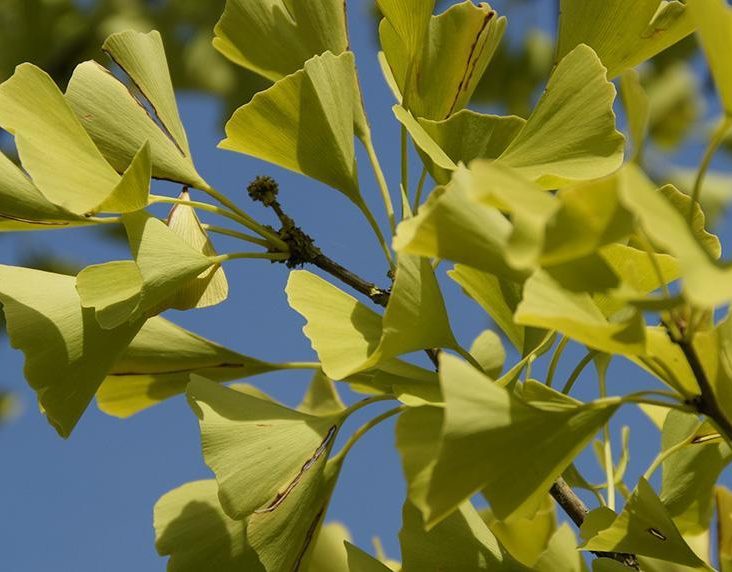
{"left": 96, "top": 317, "right": 284, "bottom": 418}
{"left": 425, "top": 355, "right": 619, "bottom": 524}
{"left": 688, "top": 0, "right": 732, "bottom": 115}
{"left": 286, "top": 255, "right": 456, "bottom": 381}
{"left": 213, "top": 0, "right": 349, "bottom": 82}
{"left": 497, "top": 45, "right": 625, "bottom": 187}
{"left": 0, "top": 63, "right": 152, "bottom": 215}
{"left": 220, "top": 51, "right": 367, "bottom": 206}
{"left": 76, "top": 211, "right": 218, "bottom": 329}
{"left": 379, "top": 1, "right": 506, "bottom": 120}
{"left": 0, "top": 265, "right": 144, "bottom": 437}
{"left": 580, "top": 479, "right": 709, "bottom": 569}
{"left": 557, "top": 0, "right": 695, "bottom": 79}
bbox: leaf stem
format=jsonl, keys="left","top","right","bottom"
{"left": 342, "top": 394, "right": 397, "bottom": 419}
{"left": 561, "top": 350, "right": 596, "bottom": 394}
{"left": 202, "top": 225, "right": 271, "bottom": 248}
{"left": 597, "top": 358, "right": 616, "bottom": 511}
{"left": 358, "top": 201, "right": 396, "bottom": 269}
{"left": 401, "top": 125, "right": 409, "bottom": 214}
{"left": 455, "top": 345, "right": 485, "bottom": 372}
{"left": 642, "top": 420, "right": 703, "bottom": 481}
{"left": 363, "top": 134, "right": 396, "bottom": 235}
{"left": 332, "top": 406, "right": 405, "bottom": 463}
{"left": 688, "top": 115, "right": 732, "bottom": 226}
{"left": 215, "top": 252, "right": 290, "bottom": 262}
{"left": 413, "top": 166, "right": 429, "bottom": 213}
{"left": 546, "top": 337, "right": 569, "bottom": 388}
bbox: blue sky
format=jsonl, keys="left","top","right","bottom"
{"left": 1, "top": 1, "right": 731, "bottom": 570}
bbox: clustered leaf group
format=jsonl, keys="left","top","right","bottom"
{"left": 3, "top": 0, "right": 732, "bottom": 570}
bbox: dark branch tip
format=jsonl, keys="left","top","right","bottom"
{"left": 247, "top": 176, "right": 280, "bottom": 207}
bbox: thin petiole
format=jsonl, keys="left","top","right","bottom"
{"left": 561, "top": 350, "right": 596, "bottom": 394}
{"left": 688, "top": 115, "right": 732, "bottom": 226}
{"left": 203, "top": 224, "right": 271, "bottom": 248}
{"left": 413, "top": 166, "right": 429, "bottom": 213}
{"left": 363, "top": 135, "right": 396, "bottom": 235}
{"left": 215, "top": 252, "right": 290, "bottom": 263}
{"left": 546, "top": 337, "right": 569, "bottom": 388}
{"left": 332, "top": 406, "right": 406, "bottom": 463}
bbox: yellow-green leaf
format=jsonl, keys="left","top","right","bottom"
{"left": 97, "top": 316, "right": 283, "bottom": 418}
{"left": 0, "top": 265, "right": 144, "bottom": 437}
{"left": 716, "top": 487, "right": 732, "bottom": 571}
{"left": 380, "top": 1, "right": 505, "bottom": 120}
{"left": 580, "top": 479, "right": 708, "bottom": 569}
{"left": 165, "top": 190, "right": 229, "bottom": 310}
{"left": 497, "top": 45, "right": 625, "bottom": 188}
{"left": 620, "top": 69, "right": 650, "bottom": 162}
{"left": 515, "top": 271, "right": 646, "bottom": 356}
{"left": 345, "top": 542, "right": 393, "bottom": 572}
{"left": 426, "top": 354, "right": 619, "bottom": 523}
{"left": 213, "top": 0, "right": 349, "bottom": 82}
{"left": 557, "top": 0, "right": 695, "bottom": 79}
{"left": 286, "top": 255, "right": 456, "bottom": 380}
{"left": 688, "top": 0, "right": 732, "bottom": 115}
{"left": 220, "top": 51, "right": 365, "bottom": 206}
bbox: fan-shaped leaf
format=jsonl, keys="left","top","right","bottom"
{"left": 426, "top": 354, "right": 619, "bottom": 524}
{"left": 557, "top": 0, "right": 695, "bottom": 79}
{"left": 345, "top": 542, "right": 393, "bottom": 572}
{"left": 220, "top": 51, "right": 366, "bottom": 206}
{"left": 0, "top": 265, "right": 144, "bottom": 437}
{"left": 497, "top": 45, "right": 625, "bottom": 188}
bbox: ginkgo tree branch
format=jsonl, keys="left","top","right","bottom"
{"left": 243, "top": 174, "right": 639, "bottom": 567}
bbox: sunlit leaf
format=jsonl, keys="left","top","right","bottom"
{"left": 77, "top": 211, "right": 217, "bottom": 328}
{"left": 426, "top": 354, "right": 619, "bottom": 523}
{"left": 515, "top": 271, "right": 646, "bottom": 356}
{"left": 154, "top": 480, "right": 262, "bottom": 571}
{"left": 393, "top": 185, "right": 523, "bottom": 281}
{"left": 103, "top": 30, "right": 191, "bottom": 156}
{"left": 0, "top": 150, "right": 87, "bottom": 231}
{"left": 97, "top": 316, "right": 283, "bottom": 418}
{"left": 557, "top": 0, "right": 695, "bottom": 79}
{"left": 469, "top": 330, "right": 505, "bottom": 379}
{"left": 580, "top": 479, "right": 708, "bottom": 568}
{"left": 380, "top": 1, "right": 506, "bottom": 120}
{"left": 298, "top": 370, "right": 346, "bottom": 417}
{"left": 688, "top": 0, "right": 732, "bottom": 115}
{"left": 220, "top": 51, "right": 366, "bottom": 206}
{"left": 660, "top": 410, "right": 732, "bottom": 534}
{"left": 497, "top": 45, "right": 625, "bottom": 188}
{"left": 165, "top": 190, "right": 229, "bottom": 310}
{"left": 66, "top": 60, "right": 206, "bottom": 189}
{"left": 618, "top": 164, "right": 731, "bottom": 308}
{"left": 400, "top": 500, "right": 527, "bottom": 571}
{"left": 620, "top": 69, "right": 650, "bottom": 162}
{"left": 286, "top": 255, "right": 456, "bottom": 380}
{"left": 188, "top": 377, "right": 343, "bottom": 571}
{"left": 0, "top": 265, "right": 143, "bottom": 437}
{"left": 307, "top": 522, "right": 351, "bottom": 572}
{"left": 534, "top": 524, "right": 588, "bottom": 572}
{"left": 0, "top": 63, "right": 152, "bottom": 215}
{"left": 213, "top": 0, "right": 349, "bottom": 82}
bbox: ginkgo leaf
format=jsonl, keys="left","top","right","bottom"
{"left": 557, "top": 0, "right": 695, "bottom": 79}
{"left": 482, "top": 495, "right": 557, "bottom": 568}
{"left": 688, "top": 0, "right": 732, "bottom": 115}
{"left": 660, "top": 410, "right": 732, "bottom": 534}
{"left": 96, "top": 316, "right": 283, "bottom": 418}
{"left": 426, "top": 354, "right": 619, "bottom": 524}
{"left": 716, "top": 487, "right": 732, "bottom": 571}
{"left": 77, "top": 211, "right": 217, "bottom": 328}
{"left": 213, "top": 0, "right": 349, "bottom": 82}
{"left": 308, "top": 522, "right": 351, "bottom": 572}
{"left": 470, "top": 330, "right": 505, "bottom": 378}
{"left": 103, "top": 30, "right": 191, "bottom": 156}
{"left": 400, "top": 500, "right": 528, "bottom": 571}
{"left": 0, "top": 63, "right": 153, "bottom": 215}
{"left": 0, "top": 265, "right": 144, "bottom": 437}
{"left": 542, "top": 173, "right": 634, "bottom": 266}
{"left": 515, "top": 270, "right": 646, "bottom": 356}
{"left": 448, "top": 265, "right": 543, "bottom": 354}
{"left": 66, "top": 60, "right": 206, "bottom": 189}
{"left": 456, "top": 162, "right": 559, "bottom": 270}
{"left": 187, "top": 376, "right": 341, "bottom": 520}
{"left": 618, "top": 164, "right": 732, "bottom": 308}
{"left": 345, "top": 542, "right": 393, "bottom": 572}
{"left": 580, "top": 479, "right": 708, "bottom": 569}
{"left": 286, "top": 255, "right": 456, "bottom": 380}
{"left": 220, "top": 51, "right": 366, "bottom": 206}
{"left": 165, "top": 190, "right": 229, "bottom": 310}
{"left": 0, "top": 150, "right": 87, "bottom": 231}
{"left": 497, "top": 45, "right": 625, "bottom": 188}
{"left": 620, "top": 69, "right": 650, "bottom": 162}
{"left": 410, "top": 109, "right": 525, "bottom": 185}
{"left": 380, "top": 1, "right": 506, "bottom": 120}
{"left": 298, "top": 370, "right": 346, "bottom": 417}
{"left": 188, "top": 377, "right": 344, "bottom": 571}
{"left": 393, "top": 185, "right": 524, "bottom": 281}
{"left": 154, "top": 480, "right": 262, "bottom": 571}
{"left": 533, "top": 524, "right": 587, "bottom": 572}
